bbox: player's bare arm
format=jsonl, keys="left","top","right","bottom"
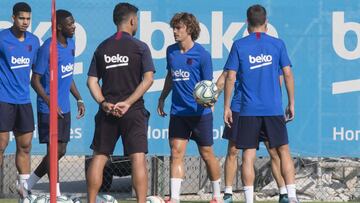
{"left": 224, "top": 70, "right": 236, "bottom": 127}
{"left": 87, "top": 76, "right": 115, "bottom": 114}
{"left": 216, "top": 71, "right": 228, "bottom": 91}
{"left": 282, "top": 66, "right": 295, "bottom": 121}
{"left": 70, "top": 80, "right": 85, "bottom": 119}
{"left": 157, "top": 71, "right": 172, "bottom": 117}
{"left": 114, "top": 71, "right": 154, "bottom": 116}
{"left": 31, "top": 73, "right": 64, "bottom": 118}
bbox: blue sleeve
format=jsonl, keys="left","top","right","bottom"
{"left": 33, "top": 42, "right": 50, "bottom": 75}
{"left": 224, "top": 43, "right": 240, "bottom": 72}
{"left": 279, "top": 68, "right": 283, "bottom": 76}
{"left": 279, "top": 41, "right": 292, "bottom": 68}
{"left": 32, "top": 37, "right": 41, "bottom": 68}
{"left": 166, "top": 47, "right": 171, "bottom": 71}
{"left": 200, "top": 50, "right": 213, "bottom": 80}
{"left": 141, "top": 43, "right": 155, "bottom": 73}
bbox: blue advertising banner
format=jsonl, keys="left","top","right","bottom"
{"left": 0, "top": 0, "right": 359, "bottom": 156}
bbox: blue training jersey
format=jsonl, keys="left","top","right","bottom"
{"left": 224, "top": 32, "right": 291, "bottom": 116}
{"left": 167, "top": 42, "right": 212, "bottom": 116}
{"left": 33, "top": 38, "right": 75, "bottom": 114}
{"left": 0, "top": 28, "right": 40, "bottom": 104}
{"left": 230, "top": 68, "right": 284, "bottom": 113}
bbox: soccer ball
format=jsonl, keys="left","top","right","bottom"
{"left": 33, "top": 195, "right": 49, "bottom": 203}
{"left": 56, "top": 195, "right": 74, "bottom": 203}
{"left": 146, "top": 196, "right": 165, "bottom": 203}
{"left": 33, "top": 195, "right": 74, "bottom": 203}
{"left": 95, "top": 194, "right": 118, "bottom": 203}
{"left": 193, "top": 80, "right": 219, "bottom": 105}
{"left": 19, "top": 194, "right": 38, "bottom": 203}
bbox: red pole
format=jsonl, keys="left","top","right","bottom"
{"left": 49, "top": 0, "right": 58, "bottom": 202}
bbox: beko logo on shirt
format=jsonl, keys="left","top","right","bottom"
{"left": 10, "top": 56, "right": 30, "bottom": 69}
{"left": 104, "top": 54, "right": 129, "bottom": 69}
{"left": 172, "top": 69, "right": 190, "bottom": 81}
{"left": 249, "top": 54, "right": 273, "bottom": 70}
{"left": 61, "top": 63, "right": 74, "bottom": 78}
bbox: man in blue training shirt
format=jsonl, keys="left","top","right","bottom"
{"left": 157, "top": 12, "right": 221, "bottom": 203}
{"left": 25, "top": 10, "right": 85, "bottom": 197}
{"left": 217, "top": 71, "right": 289, "bottom": 203}
{"left": 0, "top": 2, "right": 40, "bottom": 199}
{"left": 223, "top": 5, "right": 298, "bottom": 203}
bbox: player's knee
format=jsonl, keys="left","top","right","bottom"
{"left": 227, "top": 148, "right": 238, "bottom": 159}
{"left": 17, "top": 143, "right": 31, "bottom": 154}
{"left": 58, "top": 147, "right": 67, "bottom": 158}
{"left": 268, "top": 149, "right": 280, "bottom": 162}
{"left": 170, "top": 147, "right": 184, "bottom": 160}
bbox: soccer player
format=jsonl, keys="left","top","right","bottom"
{"left": 25, "top": 10, "right": 85, "bottom": 197}
{"left": 223, "top": 4, "right": 299, "bottom": 203}
{"left": 217, "top": 71, "right": 288, "bottom": 203}
{"left": 86, "top": 3, "right": 155, "bottom": 203}
{"left": 157, "top": 12, "right": 221, "bottom": 203}
{"left": 0, "top": 2, "right": 40, "bottom": 198}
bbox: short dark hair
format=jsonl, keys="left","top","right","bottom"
{"left": 170, "top": 12, "right": 201, "bottom": 41}
{"left": 13, "top": 2, "right": 31, "bottom": 16}
{"left": 247, "top": 4, "right": 267, "bottom": 28}
{"left": 56, "top": 9, "right": 72, "bottom": 25}
{"left": 113, "top": 3, "right": 138, "bottom": 26}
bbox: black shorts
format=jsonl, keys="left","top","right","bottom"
{"left": 235, "top": 116, "right": 288, "bottom": 149}
{"left": 37, "top": 112, "right": 71, "bottom": 144}
{"left": 90, "top": 108, "right": 150, "bottom": 156}
{"left": 169, "top": 113, "right": 213, "bottom": 146}
{"left": 0, "top": 101, "right": 34, "bottom": 133}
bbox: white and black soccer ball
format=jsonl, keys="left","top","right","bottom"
{"left": 33, "top": 195, "right": 74, "bottom": 203}
{"left": 19, "top": 194, "right": 38, "bottom": 203}
{"left": 33, "top": 195, "right": 49, "bottom": 203}
{"left": 56, "top": 195, "right": 74, "bottom": 203}
{"left": 95, "top": 194, "right": 118, "bottom": 203}
{"left": 193, "top": 80, "right": 219, "bottom": 105}
{"left": 146, "top": 196, "right": 165, "bottom": 203}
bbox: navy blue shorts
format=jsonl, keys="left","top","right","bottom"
{"left": 169, "top": 113, "right": 213, "bottom": 146}
{"left": 91, "top": 108, "right": 150, "bottom": 156}
{"left": 235, "top": 116, "right": 288, "bottom": 149}
{"left": 223, "top": 112, "right": 270, "bottom": 144}
{"left": 222, "top": 111, "right": 239, "bottom": 142}
{"left": 37, "top": 112, "right": 71, "bottom": 143}
{"left": 0, "top": 101, "right": 34, "bottom": 133}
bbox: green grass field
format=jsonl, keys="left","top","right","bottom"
{"left": 0, "top": 200, "right": 351, "bottom": 203}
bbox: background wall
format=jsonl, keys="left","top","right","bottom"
{"left": 1, "top": 0, "right": 359, "bottom": 156}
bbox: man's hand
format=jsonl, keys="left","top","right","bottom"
{"left": 101, "top": 101, "right": 115, "bottom": 115}
{"left": 76, "top": 101, "right": 85, "bottom": 119}
{"left": 285, "top": 104, "right": 295, "bottom": 122}
{"left": 224, "top": 107, "right": 233, "bottom": 128}
{"left": 157, "top": 98, "right": 167, "bottom": 117}
{"left": 114, "top": 101, "right": 131, "bottom": 117}
{"left": 57, "top": 107, "right": 64, "bottom": 119}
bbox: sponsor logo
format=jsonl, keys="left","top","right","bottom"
{"left": 172, "top": 69, "right": 190, "bottom": 81}
{"left": 332, "top": 12, "right": 360, "bottom": 94}
{"left": 61, "top": 63, "right": 74, "bottom": 78}
{"left": 10, "top": 56, "right": 30, "bottom": 69}
{"left": 104, "top": 54, "right": 129, "bottom": 69}
{"left": 248, "top": 54, "right": 273, "bottom": 70}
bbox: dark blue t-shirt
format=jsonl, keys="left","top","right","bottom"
{"left": 0, "top": 28, "right": 40, "bottom": 104}
{"left": 166, "top": 43, "right": 212, "bottom": 116}
{"left": 33, "top": 38, "right": 75, "bottom": 113}
{"left": 224, "top": 32, "right": 291, "bottom": 116}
